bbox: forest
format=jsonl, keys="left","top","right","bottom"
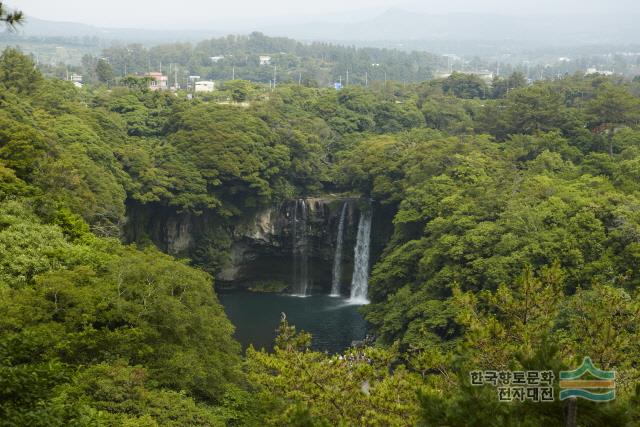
{"left": 1, "top": 41, "right": 640, "bottom": 426}
{"left": 49, "top": 32, "right": 446, "bottom": 88}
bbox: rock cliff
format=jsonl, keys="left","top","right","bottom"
{"left": 124, "top": 196, "right": 393, "bottom": 294}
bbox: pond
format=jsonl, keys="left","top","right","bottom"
{"left": 219, "top": 292, "right": 369, "bottom": 354}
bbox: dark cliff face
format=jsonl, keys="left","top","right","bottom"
{"left": 124, "top": 197, "right": 393, "bottom": 294}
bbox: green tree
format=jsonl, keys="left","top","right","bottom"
{"left": 491, "top": 71, "right": 528, "bottom": 98}
{"left": 95, "top": 59, "right": 114, "bottom": 84}
{"left": 121, "top": 75, "right": 153, "bottom": 91}
{"left": 168, "top": 104, "right": 290, "bottom": 214}
{"left": 0, "top": 2, "right": 22, "bottom": 28}
{"left": 223, "top": 79, "right": 256, "bottom": 102}
{"left": 421, "top": 96, "right": 475, "bottom": 133}
{"left": 586, "top": 82, "right": 640, "bottom": 155}
{"left": 480, "top": 84, "right": 584, "bottom": 140}
{"left": 0, "top": 201, "right": 242, "bottom": 425}
{"left": 246, "top": 318, "right": 422, "bottom": 426}
{"left": 0, "top": 48, "right": 42, "bottom": 94}
{"left": 442, "top": 72, "right": 488, "bottom": 99}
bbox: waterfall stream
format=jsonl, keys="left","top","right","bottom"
{"left": 349, "top": 207, "right": 372, "bottom": 304}
{"left": 330, "top": 202, "right": 348, "bottom": 296}
{"left": 292, "top": 199, "right": 310, "bottom": 296}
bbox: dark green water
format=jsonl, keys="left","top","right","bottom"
{"left": 219, "top": 292, "right": 368, "bottom": 353}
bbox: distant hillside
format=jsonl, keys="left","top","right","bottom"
{"left": 4, "top": 11, "right": 640, "bottom": 80}
{"left": 261, "top": 9, "right": 640, "bottom": 47}
{"left": 8, "top": 8, "right": 640, "bottom": 47}
{"left": 9, "top": 16, "right": 224, "bottom": 43}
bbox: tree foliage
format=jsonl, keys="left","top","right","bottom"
{"left": 1, "top": 47, "right": 640, "bottom": 425}
{"left": 0, "top": 2, "right": 23, "bottom": 28}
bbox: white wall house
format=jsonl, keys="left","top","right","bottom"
{"left": 586, "top": 68, "right": 614, "bottom": 76}
{"left": 69, "top": 73, "right": 83, "bottom": 88}
{"left": 259, "top": 55, "right": 271, "bottom": 65}
{"left": 195, "top": 81, "right": 215, "bottom": 92}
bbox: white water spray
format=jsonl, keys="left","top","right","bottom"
{"left": 330, "top": 202, "right": 348, "bottom": 297}
{"left": 349, "top": 208, "right": 372, "bottom": 304}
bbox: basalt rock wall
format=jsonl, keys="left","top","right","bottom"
{"left": 124, "top": 197, "right": 394, "bottom": 294}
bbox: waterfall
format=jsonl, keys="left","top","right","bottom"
{"left": 330, "top": 202, "right": 348, "bottom": 297}
{"left": 349, "top": 207, "right": 372, "bottom": 304}
{"left": 291, "top": 199, "right": 310, "bottom": 296}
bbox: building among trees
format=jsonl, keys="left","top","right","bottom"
{"left": 259, "top": 55, "right": 271, "bottom": 65}
{"left": 145, "top": 71, "right": 168, "bottom": 90}
{"left": 195, "top": 80, "right": 215, "bottom": 92}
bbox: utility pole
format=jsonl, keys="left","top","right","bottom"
{"left": 298, "top": 72, "right": 302, "bottom": 85}
{"left": 346, "top": 69, "right": 349, "bottom": 86}
{"left": 365, "top": 71, "right": 368, "bottom": 87}
{"left": 232, "top": 65, "right": 235, "bottom": 80}
{"left": 174, "top": 64, "right": 178, "bottom": 89}
{"left": 273, "top": 65, "right": 277, "bottom": 89}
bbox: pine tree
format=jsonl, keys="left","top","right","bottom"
{"left": 0, "top": 2, "right": 23, "bottom": 28}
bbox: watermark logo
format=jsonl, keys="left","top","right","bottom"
{"left": 470, "top": 370, "right": 555, "bottom": 402}
{"left": 559, "top": 357, "right": 615, "bottom": 402}
{"left": 470, "top": 357, "right": 616, "bottom": 402}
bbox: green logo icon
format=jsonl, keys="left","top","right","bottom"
{"left": 559, "top": 357, "right": 615, "bottom": 402}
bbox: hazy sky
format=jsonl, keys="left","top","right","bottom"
{"left": 10, "top": 0, "right": 640, "bottom": 29}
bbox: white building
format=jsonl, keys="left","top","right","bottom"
{"left": 434, "top": 72, "right": 452, "bottom": 79}
{"left": 195, "top": 80, "right": 215, "bottom": 92}
{"left": 434, "top": 70, "right": 494, "bottom": 83}
{"left": 586, "top": 68, "right": 614, "bottom": 76}
{"left": 210, "top": 56, "right": 224, "bottom": 63}
{"left": 471, "top": 70, "right": 495, "bottom": 83}
{"left": 67, "top": 73, "right": 83, "bottom": 88}
{"left": 259, "top": 55, "right": 271, "bottom": 66}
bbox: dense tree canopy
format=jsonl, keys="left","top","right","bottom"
{"left": 0, "top": 49, "right": 242, "bottom": 426}
{"left": 1, "top": 46, "right": 640, "bottom": 425}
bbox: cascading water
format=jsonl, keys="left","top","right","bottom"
{"left": 291, "top": 199, "right": 310, "bottom": 296}
{"left": 349, "top": 207, "right": 372, "bottom": 304}
{"left": 330, "top": 202, "right": 348, "bottom": 297}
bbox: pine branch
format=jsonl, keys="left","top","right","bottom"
{"left": 0, "top": 3, "right": 24, "bottom": 29}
